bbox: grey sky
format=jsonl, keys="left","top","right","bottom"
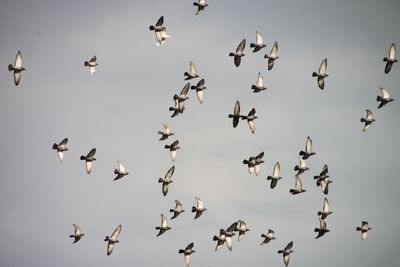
{"left": 0, "top": 0, "right": 399, "bottom": 266}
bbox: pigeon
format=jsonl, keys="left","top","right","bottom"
{"left": 170, "top": 199, "right": 184, "bottom": 219}
{"left": 165, "top": 140, "right": 180, "bottom": 162}
{"left": 192, "top": 197, "right": 207, "bottom": 219}
{"left": 314, "top": 218, "right": 330, "bottom": 239}
{"left": 190, "top": 79, "right": 207, "bottom": 104}
{"left": 80, "top": 148, "right": 96, "bottom": 174}
{"left": 383, "top": 43, "right": 397, "bottom": 74}
{"left": 318, "top": 197, "right": 333, "bottom": 220}
{"left": 264, "top": 42, "right": 279, "bottom": 70}
{"left": 224, "top": 222, "right": 238, "bottom": 251}
{"left": 158, "top": 166, "right": 175, "bottom": 196}
{"left": 314, "top": 164, "right": 329, "bottom": 180}
{"left": 251, "top": 72, "right": 267, "bottom": 93}
{"left": 179, "top": 242, "right": 195, "bottom": 267}
{"left": 84, "top": 56, "right": 98, "bottom": 75}
{"left": 69, "top": 224, "right": 84, "bottom": 243}
{"left": 8, "top": 50, "right": 26, "bottom": 86}
{"left": 294, "top": 157, "right": 309, "bottom": 175}
{"left": 312, "top": 58, "right": 328, "bottom": 90}
{"left": 234, "top": 220, "right": 250, "bottom": 241}
{"left": 155, "top": 28, "right": 171, "bottom": 46}
{"left": 250, "top": 31, "right": 266, "bottom": 53}
{"left": 169, "top": 98, "right": 185, "bottom": 118}
{"left": 228, "top": 100, "right": 242, "bottom": 128}
{"left": 289, "top": 175, "right": 306, "bottom": 195}
{"left": 356, "top": 221, "right": 372, "bottom": 240}
{"left": 104, "top": 224, "right": 122, "bottom": 256}
{"left": 377, "top": 87, "right": 394, "bottom": 108}
{"left": 158, "top": 124, "right": 174, "bottom": 141}
{"left": 278, "top": 241, "right": 294, "bottom": 267}
{"left": 260, "top": 229, "right": 276, "bottom": 246}
{"left": 193, "top": 0, "right": 208, "bottom": 15}
{"left": 229, "top": 39, "right": 246, "bottom": 67}
{"left": 243, "top": 152, "right": 264, "bottom": 175}
{"left": 52, "top": 138, "right": 68, "bottom": 162}
{"left": 360, "top": 109, "right": 375, "bottom": 132}
{"left": 243, "top": 156, "right": 257, "bottom": 175}
{"left": 184, "top": 61, "right": 199, "bottom": 80}
{"left": 299, "top": 136, "right": 315, "bottom": 160}
{"left": 316, "top": 177, "right": 333, "bottom": 195}
{"left": 267, "top": 162, "right": 282, "bottom": 189}
{"left": 241, "top": 108, "right": 257, "bottom": 134}
{"left": 149, "top": 16, "right": 166, "bottom": 32}
{"left": 156, "top": 214, "right": 171, "bottom": 237}
{"left": 173, "top": 83, "right": 190, "bottom": 103}
{"left": 114, "top": 161, "right": 129, "bottom": 181}
{"left": 213, "top": 229, "right": 226, "bottom": 251}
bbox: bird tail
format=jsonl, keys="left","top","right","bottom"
{"left": 158, "top": 178, "right": 164, "bottom": 183}
{"left": 266, "top": 175, "right": 272, "bottom": 180}
{"left": 191, "top": 206, "right": 196, "bottom": 212}
{"left": 383, "top": 57, "right": 388, "bottom": 62}
{"left": 104, "top": 236, "right": 110, "bottom": 241}
{"left": 251, "top": 85, "right": 257, "bottom": 90}
{"left": 179, "top": 249, "right": 185, "bottom": 253}
{"left": 289, "top": 189, "right": 296, "bottom": 194}
{"left": 149, "top": 25, "right": 155, "bottom": 31}
{"left": 52, "top": 143, "right": 58, "bottom": 150}
{"left": 8, "top": 64, "right": 14, "bottom": 71}
{"left": 229, "top": 52, "right": 235, "bottom": 57}
{"left": 80, "top": 156, "right": 86, "bottom": 160}
{"left": 360, "top": 118, "right": 366, "bottom": 123}
{"left": 294, "top": 166, "right": 299, "bottom": 171}
{"left": 278, "top": 250, "right": 283, "bottom": 254}
{"left": 312, "top": 72, "right": 318, "bottom": 77}
{"left": 213, "top": 235, "right": 219, "bottom": 241}
{"left": 299, "top": 150, "right": 305, "bottom": 156}
{"left": 84, "top": 61, "right": 89, "bottom": 67}
{"left": 243, "top": 160, "right": 249, "bottom": 165}
{"left": 250, "top": 43, "right": 255, "bottom": 48}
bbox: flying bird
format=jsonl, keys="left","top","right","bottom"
{"left": 69, "top": 224, "right": 84, "bottom": 243}
{"left": 318, "top": 197, "right": 333, "bottom": 220}
{"left": 356, "top": 221, "right": 372, "bottom": 240}
{"left": 312, "top": 58, "right": 328, "bottom": 89}
{"left": 80, "top": 148, "right": 96, "bottom": 174}
{"left": 213, "top": 229, "right": 226, "bottom": 251}
{"left": 84, "top": 56, "right": 98, "bottom": 75}
{"left": 314, "top": 218, "right": 330, "bottom": 239}
{"left": 114, "top": 161, "right": 129, "bottom": 181}
{"left": 191, "top": 79, "right": 207, "bottom": 103}
{"left": 260, "top": 229, "right": 276, "bottom": 246}
{"left": 278, "top": 241, "right": 294, "bottom": 267}
{"left": 8, "top": 50, "right": 26, "bottom": 86}
{"left": 267, "top": 162, "right": 282, "bottom": 189}
{"left": 376, "top": 87, "right": 394, "bottom": 108}
{"left": 243, "top": 156, "right": 256, "bottom": 175}
{"left": 228, "top": 100, "right": 242, "bottom": 128}
{"left": 316, "top": 177, "right": 333, "bottom": 195}
{"left": 383, "top": 43, "right": 397, "bottom": 74}
{"left": 243, "top": 152, "right": 264, "bottom": 175}
{"left": 250, "top": 31, "right": 266, "bottom": 52}
{"left": 264, "top": 42, "right": 279, "bottom": 70}
{"left": 159, "top": 165, "right": 175, "bottom": 196}
{"left": 156, "top": 214, "right": 171, "bottom": 237}
{"left": 234, "top": 220, "right": 250, "bottom": 241}
{"left": 241, "top": 108, "right": 257, "bottom": 134}
{"left": 170, "top": 200, "right": 184, "bottom": 219}
{"left": 289, "top": 175, "right": 306, "bottom": 195}
{"left": 104, "top": 224, "right": 122, "bottom": 256}
{"left": 360, "top": 109, "right": 375, "bottom": 132}
{"left": 170, "top": 98, "right": 185, "bottom": 118}
{"left": 52, "top": 138, "right": 68, "bottom": 162}
{"left": 165, "top": 140, "right": 180, "bottom": 162}
{"left": 229, "top": 39, "right": 246, "bottom": 67}
{"left": 158, "top": 124, "right": 174, "bottom": 141}
{"left": 174, "top": 83, "right": 190, "bottom": 103}
{"left": 224, "top": 222, "right": 238, "bottom": 251}
{"left": 314, "top": 164, "right": 329, "bottom": 180}
{"left": 184, "top": 61, "right": 199, "bottom": 80}
{"left": 192, "top": 197, "right": 207, "bottom": 219}
{"left": 179, "top": 242, "right": 195, "bottom": 267}
{"left": 299, "top": 136, "right": 316, "bottom": 160}
{"left": 294, "top": 157, "right": 309, "bottom": 175}
{"left": 193, "top": 0, "right": 208, "bottom": 15}
{"left": 251, "top": 72, "right": 267, "bottom": 93}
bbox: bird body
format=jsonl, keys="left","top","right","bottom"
{"left": 294, "top": 157, "right": 309, "bottom": 175}
{"left": 165, "top": 140, "right": 180, "bottom": 162}
{"left": 318, "top": 197, "right": 333, "bottom": 219}
{"left": 290, "top": 175, "right": 306, "bottom": 194}
{"left": 84, "top": 56, "right": 98, "bottom": 75}
{"left": 278, "top": 241, "right": 293, "bottom": 267}
{"left": 191, "top": 79, "right": 207, "bottom": 103}
{"left": 241, "top": 108, "right": 257, "bottom": 134}
{"left": 314, "top": 218, "right": 330, "bottom": 239}
{"left": 158, "top": 124, "right": 174, "bottom": 141}
{"left": 234, "top": 220, "right": 250, "bottom": 241}
{"left": 299, "top": 136, "right": 315, "bottom": 160}
{"left": 193, "top": 0, "right": 208, "bottom": 15}
{"left": 260, "top": 229, "right": 276, "bottom": 245}
{"left": 184, "top": 61, "right": 199, "bottom": 80}
{"left": 228, "top": 100, "right": 242, "bottom": 128}
{"left": 179, "top": 242, "right": 195, "bottom": 267}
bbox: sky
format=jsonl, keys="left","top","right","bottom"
{"left": 0, "top": 0, "right": 399, "bottom": 266}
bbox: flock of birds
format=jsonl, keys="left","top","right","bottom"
{"left": 6, "top": 1, "right": 398, "bottom": 266}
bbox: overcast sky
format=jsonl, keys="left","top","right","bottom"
{"left": 0, "top": 0, "right": 399, "bottom": 266}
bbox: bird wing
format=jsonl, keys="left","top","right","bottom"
{"left": 184, "top": 254, "right": 191, "bottom": 267}
{"left": 175, "top": 200, "right": 182, "bottom": 209}
{"left": 234, "top": 100, "right": 240, "bottom": 116}
{"left": 186, "top": 242, "right": 194, "bottom": 250}
{"left": 107, "top": 242, "right": 114, "bottom": 255}
{"left": 165, "top": 165, "right": 175, "bottom": 180}
{"left": 161, "top": 214, "right": 168, "bottom": 227}
{"left": 85, "top": 161, "right": 93, "bottom": 174}
{"left": 236, "top": 39, "right": 246, "bottom": 53}
{"left": 295, "top": 175, "right": 302, "bottom": 190}
{"left": 299, "top": 157, "right": 306, "bottom": 168}
{"left": 306, "top": 136, "right": 312, "bottom": 153}
{"left": 321, "top": 164, "right": 329, "bottom": 176}
{"left": 267, "top": 58, "right": 275, "bottom": 70}
{"left": 366, "top": 109, "right": 373, "bottom": 120}
{"left": 181, "top": 83, "right": 190, "bottom": 96}
{"left": 283, "top": 253, "right": 290, "bottom": 266}
{"left": 225, "top": 236, "right": 233, "bottom": 251}
{"left": 89, "top": 66, "right": 96, "bottom": 75}
{"left": 248, "top": 108, "right": 256, "bottom": 116}
{"left": 256, "top": 31, "right": 263, "bottom": 44}
{"left": 111, "top": 224, "right": 122, "bottom": 239}
{"left": 60, "top": 138, "right": 68, "bottom": 146}
{"left": 319, "top": 58, "right": 327, "bottom": 74}
{"left": 267, "top": 229, "right": 274, "bottom": 238}
{"left": 196, "top": 197, "right": 203, "bottom": 209}
{"left": 380, "top": 87, "right": 390, "bottom": 99}
{"left": 57, "top": 151, "right": 64, "bottom": 162}
{"left": 197, "top": 78, "right": 205, "bottom": 87}
{"left": 15, "top": 51, "right": 22, "bottom": 68}
{"left": 195, "top": 5, "right": 205, "bottom": 15}
{"left": 189, "top": 61, "right": 197, "bottom": 76}
{"left": 238, "top": 220, "right": 247, "bottom": 230}
{"left": 285, "top": 241, "right": 293, "bottom": 250}
{"left": 257, "top": 72, "right": 264, "bottom": 87}
{"left": 162, "top": 182, "right": 169, "bottom": 196}
{"left": 248, "top": 120, "right": 255, "bottom": 134}
{"left": 323, "top": 197, "right": 330, "bottom": 212}
{"left": 270, "top": 42, "right": 278, "bottom": 57}
{"left": 361, "top": 231, "right": 368, "bottom": 240}
{"left": 362, "top": 221, "right": 369, "bottom": 229}
{"left": 73, "top": 224, "right": 81, "bottom": 235}
{"left": 90, "top": 56, "right": 97, "bottom": 62}
{"left": 234, "top": 56, "right": 241, "bottom": 67}
{"left": 318, "top": 76, "right": 325, "bottom": 89}
{"left": 170, "top": 150, "right": 177, "bottom": 161}
{"left": 389, "top": 43, "right": 396, "bottom": 59}
{"left": 319, "top": 218, "right": 326, "bottom": 229}
{"left": 118, "top": 161, "right": 126, "bottom": 173}
{"left": 87, "top": 148, "right": 96, "bottom": 158}
{"left": 14, "top": 71, "right": 21, "bottom": 86}
{"left": 156, "top": 16, "right": 164, "bottom": 26}
{"left": 227, "top": 222, "right": 238, "bottom": 232}
{"left": 196, "top": 89, "right": 204, "bottom": 104}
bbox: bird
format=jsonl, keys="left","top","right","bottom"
{"left": 193, "top": 0, "right": 208, "bottom": 15}
{"left": 156, "top": 214, "right": 171, "bottom": 237}
{"left": 260, "top": 229, "right": 276, "bottom": 245}
{"left": 234, "top": 220, "right": 250, "bottom": 241}
{"left": 114, "top": 161, "right": 129, "bottom": 181}
{"left": 299, "top": 136, "right": 315, "bottom": 160}
{"left": 52, "top": 138, "right": 68, "bottom": 162}
{"left": 84, "top": 56, "right": 98, "bottom": 75}
{"left": 316, "top": 177, "right": 333, "bottom": 195}
{"left": 360, "top": 109, "right": 375, "bottom": 132}
{"left": 179, "top": 242, "right": 195, "bottom": 267}
{"left": 190, "top": 79, "right": 207, "bottom": 104}
{"left": 314, "top": 218, "right": 330, "bottom": 239}
{"left": 312, "top": 58, "right": 328, "bottom": 90}
{"left": 251, "top": 72, "right": 267, "bottom": 93}
{"left": 278, "top": 241, "right": 294, "bottom": 267}
{"left": 253, "top": 151, "right": 265, "bottom": 175}
{"left": 80, "top": 148, "right": 96, "bottom": 174}
{"left": 243, "top": 156, "right": 256, "bottom": 175}
{"left": 228, "top": 100, "right": 242, "bottom": 128}
{"left": 314, "top": 164, "right": 329, "bottom": 180}
{"left": 170, "top": 200, "right": 184, "bottom": 219}
{"left": 356, "top": 221, "right": 372, "bottom": 240}
{"left": 264, "top": 42, "right": 279, "bottom": 70}
{"left": 104, "top": 224, "right": 122, "bottom": 256}
{"left": 294, "top": 157, "right": 309, "bottom": 175}
{"left": 149, "top": 16, "right": 165, "bottom": 32}
{"left": 192, "top": 197, "right": 207, "bottom": 219}
{"left": 377, "top": 87, "right": 394, "bottom": 108}
{"left": 224, "top": 222, "right": 238, "bottom": 251}
{"left": 213, "top": 229, "right": 226, "bottom": 251}
{"left": 267, "top": 162, "right": 282, "bottom": 189}
{"left": 241, "top": 108, "right": 257, "bottom": 134}
{"left": 383, "top": 43, "right": 397, "bottom": 74}
{"left": 8, "top": 50, "right": 26, "bottom": 86}
{"left": 184, "top": 61, "right": 199, "bottom": 80}
{"left": 169, "top": 98, "right": 185, "bottom": 118}
{"left": 165, "top": 140, "right": 180, "bottom": 162}
{"left": 318, "top": 197, "right": 333, "bottom": 220}
{"left": 250, "top": 31, "right": 266, "bottom": 52}
{"left": 289, "top": 175, "right": 306, "bottom": 195}
{"left": 229, "top": 39, "right": 246, "bottom": 67}
{"left": 158, "top": 124, "right": 174, "bottom": 141}
{"left": 158, "top": 165, "right": 175, "bottom": 196}
{"left": 173, "top": 83, "right": 190, "bottom": 104}
{"left": 69, "top": 224, "right": 84, "bottom": 243}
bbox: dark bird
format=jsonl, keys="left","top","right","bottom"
{"left": 250, "top": 31, "right": 266, "bottom": 52}
{"left": 179, "top": 242, "right": 195, "bottom": 267}
{"left": 312, "top": 58, "right": 328, "bottom": 89}
{"left": 52, "top": 138, "right": 68, "bottom": 162}
{"left": 80, "top": 148, "right": 96, "bottom": 174}
{"left": 191, "top": 78, "right": 207, "bottom": 104}
{"left": 294, "top": 157, "right": 309, "bottom": 175}
{"left": 228, "top": 100, "right": 242, "bottom": 128}
{"left": 156, "top": 214, "right": 171, "bottom": 237}
{"left": 165, "top": 140, "right": 180, "bottom": 162}
{"left": 260, "top": 229, "right": 276, "bottom": 246}
{"left": 314, "top": 218, "right": 330, "bottom": 239}
{"left": 104, "top": 224, "right": 122, "bottom": 256}
{"left": 234, "top": 220, "right": 250, "bottom": 241}
{"left": 278, "top": 241, "right": 294, "bottom": 267}
{"left": 377, "top": 87, "right": 394, "bottom": 108}
{"left": 318, "top": 197, "right": 333, "bottom": 220}
{"left": 170, "top": 200, "right": 184, "bottom": 219}
{"left": 184, "top": 61, "right": 199, "bottom": 80}
{"left": 84, "top": 56, "right": 98, "bottom": 75}
{"left": 193, "top": 0, "right": 208, "bottom": 15}
{"left": 383, "top": 43, "right": 397, "bottom": 74}
{"left": 8, "top": 50, "right": 26, "bottom": 86}
{"left": 192, "top": 197, "right": 207, "bottom": 219}
{"left": 299, "top": 136, "right": 315, "bottom": 160}
{"left": 229, "top": 39, "right": 246, "bottom": 67}
{"left": 158, "top": 165, "right": 175, "bottom": 196}
{"left": 289, "top": 175, "right": 306, "bottom": 195}
{"left": 251, "top": 72, "right": 267, "bottom": 93}
{"left": 114, "top": 161, "right": 129, "bottom": 181}
{"left": 241, "top": 108, "right": 257, "bottom": 134}
{"left": 356, "top": 221, "right": 372, "bottom": 240}
{"left": 69, "top": 224, "right": 84, "bottom": 243}
{"left": 267, "top": 162, "right": 282, "bottom": 189}
{"left": 360, "top": 109, "right": 375, "bottom": 132}
{"left": 158, "top": 124, "right": 174, "bottom": 141}
{"left": 264, "top": 42, "right": 279, "bottom": 70}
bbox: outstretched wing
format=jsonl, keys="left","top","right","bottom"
{"left": 111, "top": 224, "right": 122, "bottom": 239}
{"left": 236, "top": 39, "right": 246, "bottom": 53}
{"left": 257, "top": 72, "right": 264, "bottom": 87}
{"left": 165, "top": 165, "right": 175, "bottom": 180}
{"left": 195, "top": 197, "right": 203, "bottom": 209}
{"left": 15, "top": 51, "right": 22, "bottom": 68}
{"left": 256, "top": 31, "right": 263, "bottom": 44}
{"left": 156, "top": 16, "right": 164, "bottom": 26}
{"left": 319, "top": 58, "right": 327, "bottom": 74}
{"left": 189, "top": 61, "right": 197, "bottom": 76}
